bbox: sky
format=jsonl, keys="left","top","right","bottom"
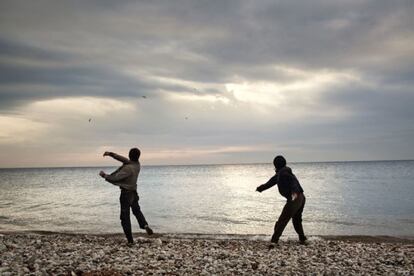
{"left": 0, "top": 0, "right": 413, "bottom": 168}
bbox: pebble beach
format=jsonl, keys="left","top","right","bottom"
{"left": 1, "top": 232, "right": 413, "bottom": 275}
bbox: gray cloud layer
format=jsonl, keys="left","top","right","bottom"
{"left": 0, "top": 0, "right": 413, "bottom": 167}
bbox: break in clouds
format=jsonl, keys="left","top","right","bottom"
{"left": 0, "top": 0, "right": 413, "bottom": 167}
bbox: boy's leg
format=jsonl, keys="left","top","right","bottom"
{"left": 131, "top": 192, "right": 149, "bottom": 229}
{"left": 120, "top": 192, "right": 133, "bottom": 243}
{"left": 292, "top": 195, "right": 307, "bottom": 242}
{"left": 271, "top": 202, "right": 294, "bottom": 243}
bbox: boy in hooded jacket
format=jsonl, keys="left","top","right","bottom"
{"left": 256, "top": 155, "right": 307, "bottom": 245}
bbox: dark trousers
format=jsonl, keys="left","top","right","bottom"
{"left": 271, "top": 193, "right": 306, "bottom": 243}
{"left": 120, "top": 189, "right": 148, "bottom": 243}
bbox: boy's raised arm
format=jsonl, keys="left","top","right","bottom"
{"left": 103, "top": 151, "right": 130, "bottom": 164}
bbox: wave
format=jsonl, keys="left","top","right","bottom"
{"left": 2, "top": 230, "right": 412, "bottom": 243}
{"left": 194, "top": 215, "right": 248, "bottom": 225}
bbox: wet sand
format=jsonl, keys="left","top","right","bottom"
{"left": 1, "top": 232, "right": 413, "bottom": 275}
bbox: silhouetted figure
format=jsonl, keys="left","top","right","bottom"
{"left": 99, "top": 148, "right": 153, "bottom": 246}
{"left": 256, "top": 155, "right": 307, "bottom": 246}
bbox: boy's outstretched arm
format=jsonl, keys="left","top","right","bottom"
{"left": 103, "top": 151, "right": 130, "bottom": 164}
{"left": 256, "top": 175, "right": 278, "bottom": 192}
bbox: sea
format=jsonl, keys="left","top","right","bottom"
{"left": 0, "top": 160, "right": 413, "bottom": 237}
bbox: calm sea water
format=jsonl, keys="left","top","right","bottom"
{"left": 0, "top": 161, "right": 413, "bottom": 237}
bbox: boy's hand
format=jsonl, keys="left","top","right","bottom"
{"left": 103, "top": 151, "right": 112, "bottom": 157}
{"left": 99, "top": 171, "right": 107, "bottom": 178}
{"left": 256, "top": 186, "right": 262, "bottom": 192}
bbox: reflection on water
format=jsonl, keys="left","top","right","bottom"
{"left": 0, "top": 160, "right": 413, "bottom": 236}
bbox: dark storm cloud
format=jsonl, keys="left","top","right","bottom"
{"left": 0, "top": 37, "right": 204, "bottom": 110}
{"left": 323, "top": 83, "right": 414, "bottom": 123}
{"left": 0, "top": 37, "right": 70, "bottom": 62}
{"left": 237, "top": 0, "right": 409, "bottom": 67}
{"left": 2, "top": 0, "right": 412, "bottom": 85}
{"left": 171, "top": 0, "right": 414, "bottom": 87}
{"left": 0, "top": 0, "right": 412, "bottom": 99}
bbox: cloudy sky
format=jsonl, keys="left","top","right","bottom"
{"left": 0, "top": 0, "right": 413, "bottom": 168}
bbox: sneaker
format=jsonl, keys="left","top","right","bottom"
{"left": 145, "top": 225, "right": 153, "bottom": 235}
{"left": 299, "top": 236, "right": 308, "bottom": 245}
{"left": 268, "top": 242, "right": 278, "bottom": 249}
{"left": 127, "top": 241, "right": 134, "bottom": 248}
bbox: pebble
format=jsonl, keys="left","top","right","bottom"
{"left": 0, "top": 233, "right": 413, "bottom": 275}
{"left": 0, "top": 241, "right": 7, "bottom": 252}
{"left": 154, "top": 238, "right": 163, "bottom": 246}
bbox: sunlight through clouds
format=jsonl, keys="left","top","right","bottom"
{"left": 0, "top": 116, "right": 49, "bottom": 144}
{"left": 168, "top": 93, "right": 230, "bottom": 104}
{"left": 226, "top": 70, "right": 358, "bottom": 110}
{"left": 143, "top": 145, "right": 272, "bottom": 164}
{"left": 26, "top": 97, "right": 136, "bottom": 122}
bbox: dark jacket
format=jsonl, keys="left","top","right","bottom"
{"left": 257, "top": 166, "right": 304, "bottom": 200}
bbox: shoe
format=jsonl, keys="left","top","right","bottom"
{"left": 145, "top": 225, "right": 153, "bottom": 235}
{"left": 127, "top": 241, "right": 134, "bottom": 247}
{"left": 268, "top": 242, "right": 278, "bottom": 249}
{"left": 299, "top": 236, "right": 308, "bottom": 245}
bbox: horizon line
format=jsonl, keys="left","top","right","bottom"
{"left": 1, "top": 158, "right": 413, "bottom": 170}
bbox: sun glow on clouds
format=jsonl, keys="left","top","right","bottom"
{"left": 162, "top": 68, "right": 357, "bottom": 122}
{"left": 28, "top": 97, "right": 135, "bottom": 118}
{"left": 225, "top": 68, "right": 358, "bottom": 119}
{"left": 0, "top": 116, "right": 49, "bottom": 144}
{"left": 169, "top": 93, "right": 230, "bottom": 104}
{"left": 226, "top": 70, "right": 357, "bottom": 108}
{"left": 0, "top": 97, "right": 136, "bottom": 146}
{"left": 146, "top": 75, "right": 231, "bottom": 104}
{"left": 143, "top": 145, "right": 270, "bottom": 164}
{"left": 226, "top": 82, "right": 287, "bottom": 107}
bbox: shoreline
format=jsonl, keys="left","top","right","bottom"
{"left": 1, "top": 230, "right": 414, "bottom": 244}
{"left": 1, "top": 232, "right": 413, "bottom": 275}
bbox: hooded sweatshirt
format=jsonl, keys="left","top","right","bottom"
{"left": 257, "top": 166, "right": 304, "bottom": 200}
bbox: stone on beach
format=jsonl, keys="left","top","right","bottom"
{"left": 0, "top": 233, "right": 413, "bottom": 275}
